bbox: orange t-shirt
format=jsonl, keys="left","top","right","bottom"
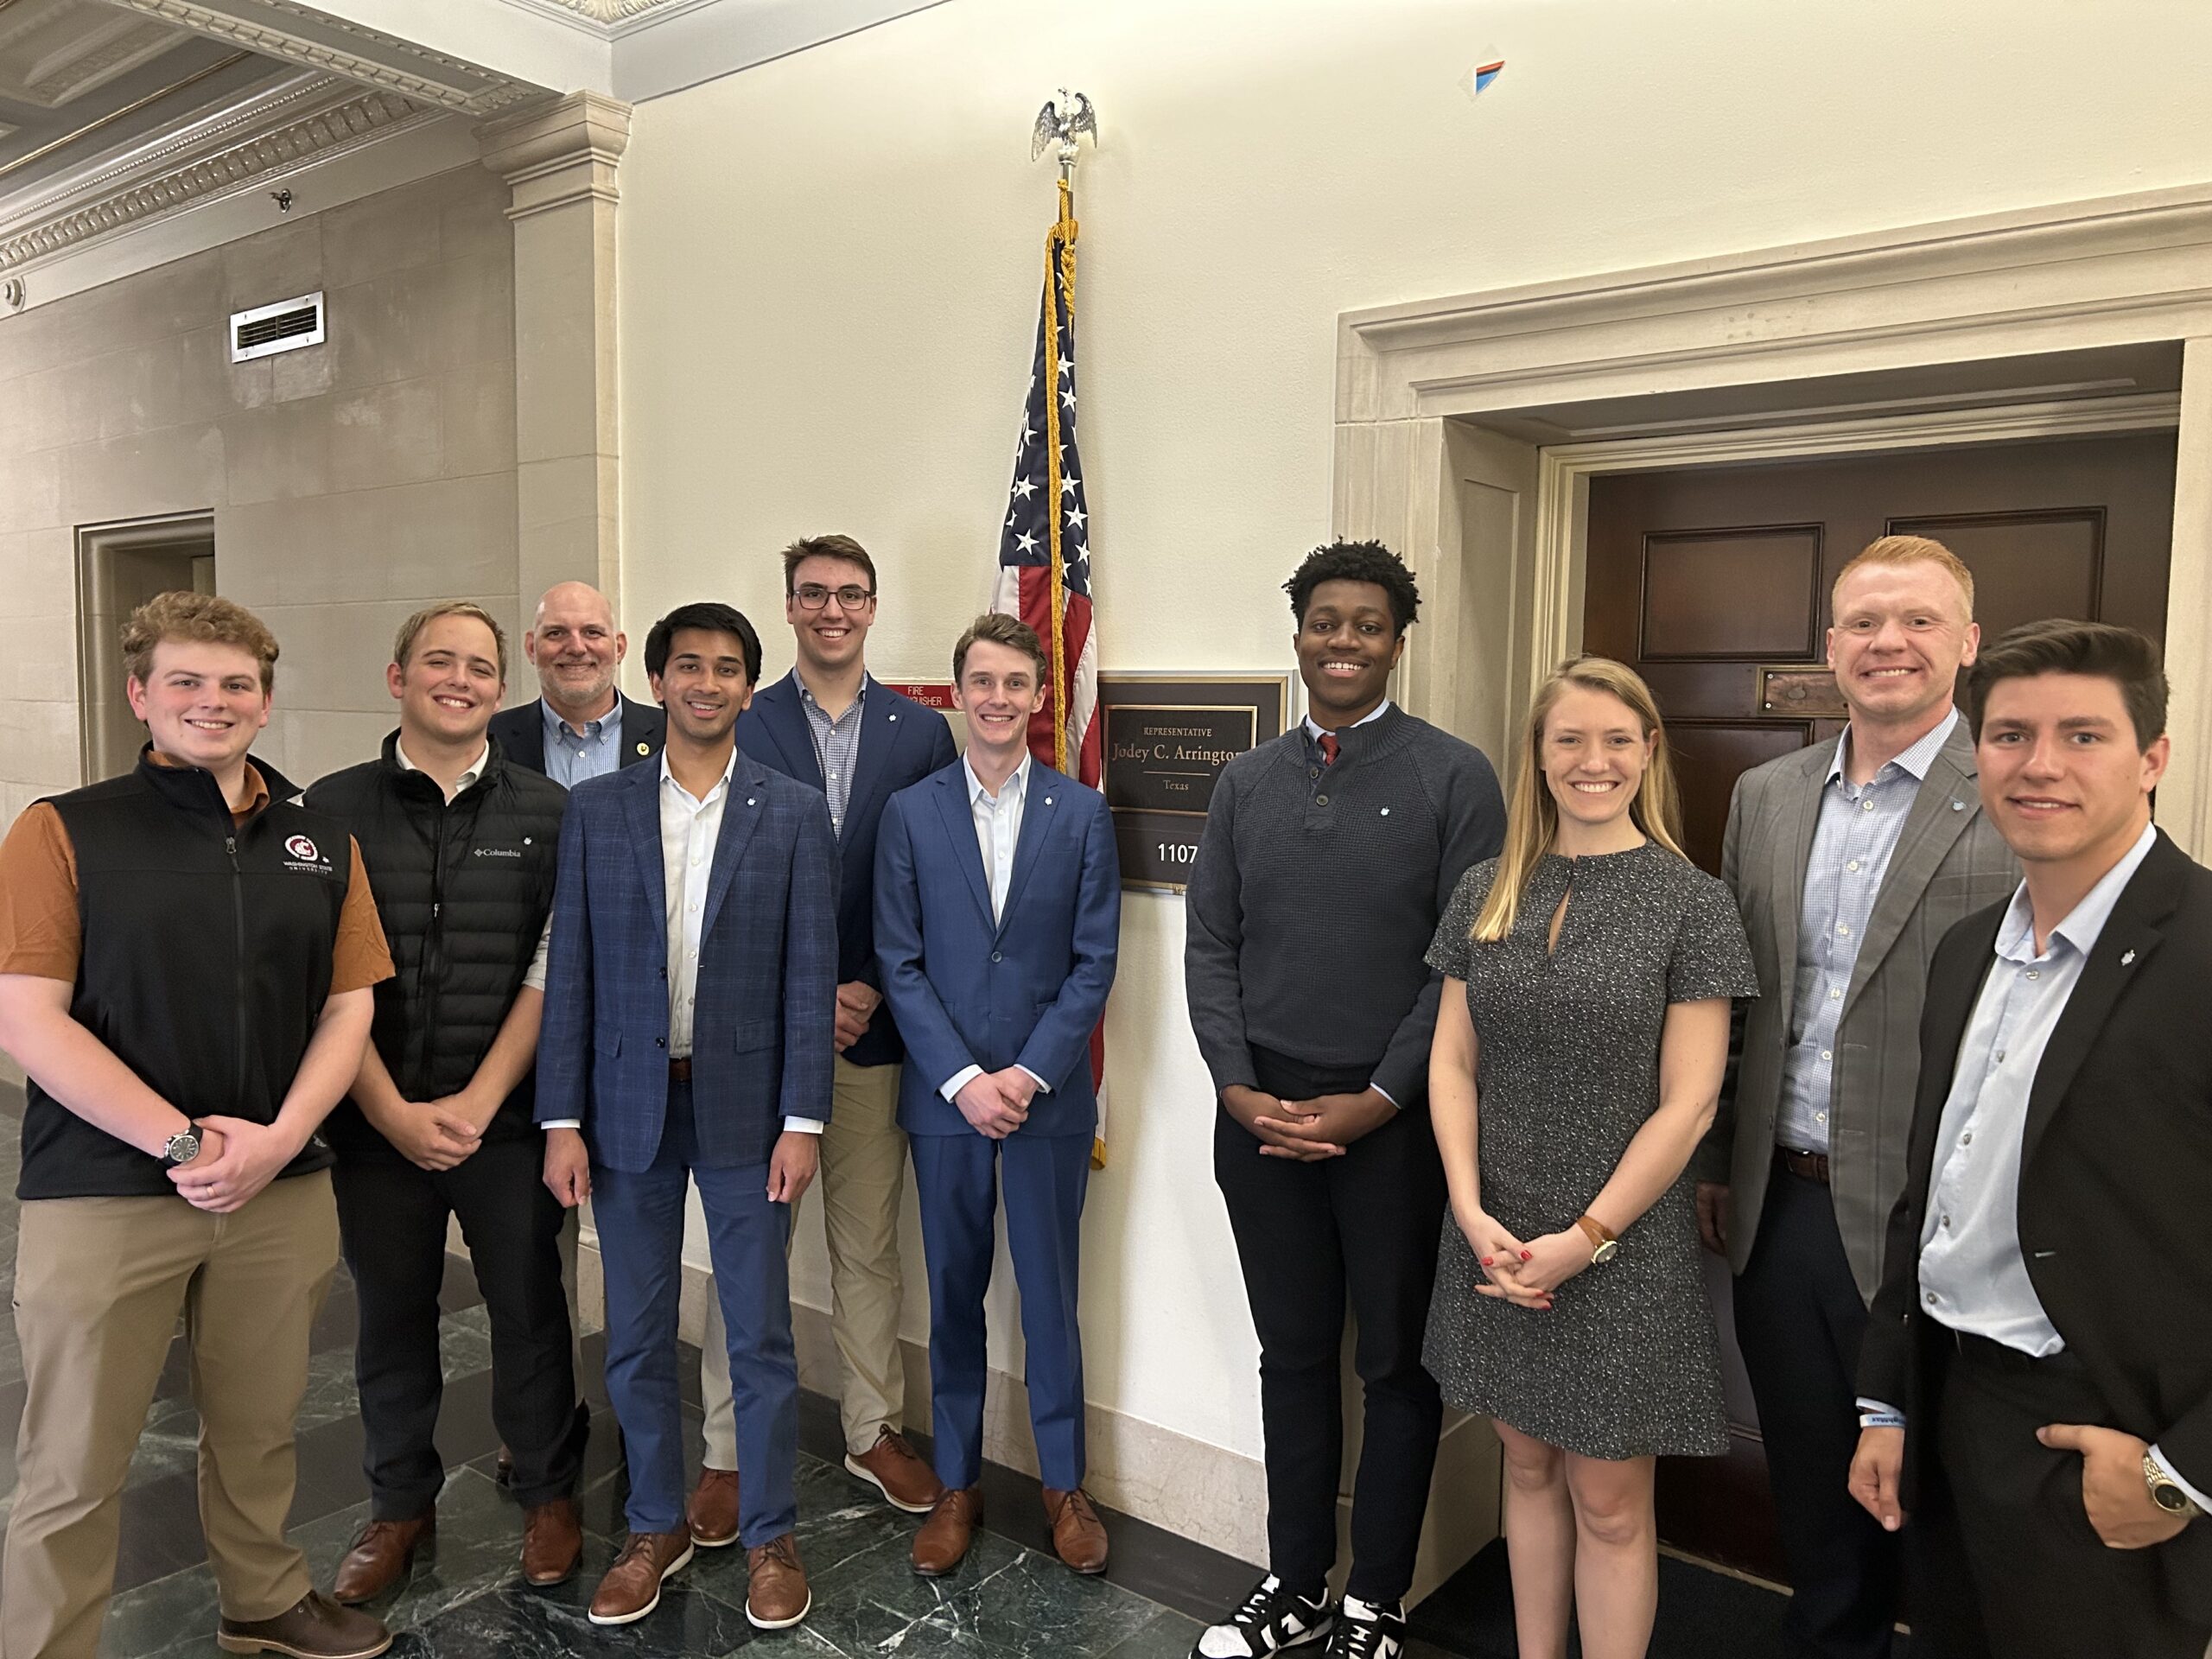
{"left": 0, "top": 765, "right": 393, "bottom": 993}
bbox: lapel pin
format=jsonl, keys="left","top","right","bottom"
{"left": 1045, "top": 796, "right": 1054, "bottom": 805}
{"left": 1381, "top": 807, "right": 1391, "bottom": 816}
{"left": 1950, "top": 799, "right": 1966, "bottom": 811}
{"left": 2120, "top": 949, "right": 2137, "bottom": 966}
{"left": 889, "top": 713, "right": 899, "bottom": 721}
{"left": 747, "top": 797, "right": 757, "bottom": 807}
{"left": 636, "top": 741, "right": 650, "bottom": 756}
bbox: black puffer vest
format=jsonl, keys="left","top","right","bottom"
{"left": 304, "top": 733, "right": 565, "bottom": 1160}
{"left": 22, "top": 752, "right": 349, "bottom": 1200}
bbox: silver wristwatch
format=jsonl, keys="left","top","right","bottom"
{"left": 162, "top": 1127, "right": 201, "bottom": 1166}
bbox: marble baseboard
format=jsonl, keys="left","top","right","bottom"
{"left": 566, "top": 1231, "right": 1502, "bottom": 1605}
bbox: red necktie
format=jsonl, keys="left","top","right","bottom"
{"left": 1318, "top": 732, "right": 1340, "bottom": 766}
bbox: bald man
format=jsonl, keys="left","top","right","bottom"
{"left": 488, "top": 582, "right": 665, "bottom": 785}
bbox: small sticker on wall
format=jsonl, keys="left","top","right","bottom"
{"left": 1463, "top": 55, "right": 1505, "bottom": 98}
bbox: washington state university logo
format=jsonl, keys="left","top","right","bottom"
{"left": 284, "top": 834, "right": 321, "bottom": 862}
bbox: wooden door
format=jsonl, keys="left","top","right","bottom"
{"left": 1582, "top": 429, "right": 2177, "bottom": 1579}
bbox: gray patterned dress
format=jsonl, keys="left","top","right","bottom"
{"left": 1422, "top": 841, "right": 1758, "bottom": 1459}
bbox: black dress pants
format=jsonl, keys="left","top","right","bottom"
{"left": 1214, "top": 1049, "right": 1447, "bottom": 1605}
{"left": 333, "top": 1135, "right": 582, "bottom": 1517}
{"left": 1733, "top": 1154, "right": 1900, "bottom": 1659}
{"left": 1908, "top": 1332, "right": 2211, "bottom": 1659}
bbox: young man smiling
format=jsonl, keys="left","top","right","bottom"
{"left": 537, "top": 602, "right": 836, "bottom": 1631}
{"left": 1852, "top": 620, "right": 2211, "bottom": 1659}
{"left": 1185, "top": 541, "right": 1503, "bottom": 1659}
{"left": 1695, "top": 536, "right": 2015, "bottom": 1659}
{"left": 0, "top": 594, "right": 394, "bottom": 1659}
{"left": 874, "top": 613, "right": 1121, "bottom": 1577}
{"left": 690, "top": 537, "right": 957, "bottom": 1541}
{"left": 304, "top": 602, "right": 583, "bottom": 1603}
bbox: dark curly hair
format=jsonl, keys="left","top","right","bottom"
{"left": 1281, "top": 540, "right": 1421, "bottom": 635}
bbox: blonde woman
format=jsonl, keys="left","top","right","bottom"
{"left": 1423, "top": 658, "right": 1755, "bottom": 1659}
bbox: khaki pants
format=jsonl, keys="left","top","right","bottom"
{"left": 702, "top": 1057, "right": 906, "bottom": 1463}
{"left": 1, "top": 1171, "right": 339, "bottom": 1659}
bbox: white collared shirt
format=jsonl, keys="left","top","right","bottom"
{"left": 1301, "top": 698, "right": 1392, "bottom": 745}
{"left": 549, "top": 749, "right": 819, "bottom": 1134}
{"left": 938, "top": 752, "right": 1052, "bottom": 1106}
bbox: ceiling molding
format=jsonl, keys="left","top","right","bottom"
{"left": 0, "top": 71, "right": 431, "bottom": 270}
{"left": 96, "top": 0, "right": 543, "bottom": 114}
{"left": 518, "top": 0, "right": 691, "bottom": 22}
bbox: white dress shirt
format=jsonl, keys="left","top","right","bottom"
{"left": 1862, "top": 821, "right": 2205, "bottom": 1510}
{"left": 545, "top": 747, "right": 820, "bottom": 1135}
{"left": 395, "top": 737, "right": 552, "bottom": 991}
{"left": 938, "top": 753, "right": 1052, "bottom": 1105}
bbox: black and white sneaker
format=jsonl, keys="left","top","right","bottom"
{"left": 1323, "top": 1594, "right": 1405, "bottom": 1658}
{"left": 1192, "top": 1573, "right": 1334, "bottom": 1656}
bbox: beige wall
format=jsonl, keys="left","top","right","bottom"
{"left": 615, "top": 0, "right": 2212, "bottom": 1504}
{"left": 0, "top": 162, "right": 517, "bottom": 815}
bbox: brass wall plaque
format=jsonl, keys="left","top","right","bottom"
{"left": 1758, "top": 664, "right": 1849, "bottom": 721}
{"left": 1099, "top": 673, "right": 1291, "bottom": 890}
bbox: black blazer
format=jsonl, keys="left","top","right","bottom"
{"left": 1860, "top": 830, "right": 2212, "bottom": 1597}
{"left": 486, "top": 693, "right": 664, "bottom": 778}
{"left": 734, "top": 672, "right": 957, "bottom": 1069}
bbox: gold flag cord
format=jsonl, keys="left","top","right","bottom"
{"left": 1040, "top": 177, "right": 1078, "bottom": 772}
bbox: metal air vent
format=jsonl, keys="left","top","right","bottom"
{"left": 230, "top": 291, "right": 325, "bottom": 363}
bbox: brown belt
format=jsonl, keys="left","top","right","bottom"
{"left": 668, "top": 1057, "right": 692, "bottom": 1082}
{"left": 1778, "top": 1147, "right": 1830, "bottom": 1185}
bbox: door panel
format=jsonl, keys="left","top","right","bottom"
{"left": 1582, "top": 429, "right": 2176, "bottom": 1580}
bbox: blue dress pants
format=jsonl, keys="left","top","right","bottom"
{"left": 908, "top": 1128, "right": 1090, "bottom": 1493}
{"left": 590, "top": 1079, "right": 798, "bottom": 1544}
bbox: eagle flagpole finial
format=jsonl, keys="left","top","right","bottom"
{"left": 1030, "top": 89, "right": 1096, "bottom": 181}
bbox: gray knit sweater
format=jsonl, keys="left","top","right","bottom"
{"left": 1184, "top": 703, "right": 1505, "bottom": 1108}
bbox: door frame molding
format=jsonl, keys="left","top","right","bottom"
{"left": 1334, "top": 180, "right": 2212, "bottom": 850}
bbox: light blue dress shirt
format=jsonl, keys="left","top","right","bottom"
{"left": 797, "top": 671, "right": 868, "bottom": 837}
{"left": 541, "top": 697, "right": 623, "bottom": 791}
{"left": 1778, "top": 709, "right": 1960, "bottom": 1154}
{"left": 1861, "top": 821, "right": 2205, "bottom": 1511}
{"left": 938, "top": 753, "right": 1052, "bottom": 1106}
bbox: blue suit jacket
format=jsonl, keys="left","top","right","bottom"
{"left": 874, "top": 760, "right": 1121, "bottom": 1139}
{"left": 735, "top": 673, "right": 957, "bottom": 1068}
{"left": 536, "top": 750, "right": 837, "bottom": 1172}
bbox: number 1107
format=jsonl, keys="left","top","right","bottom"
{"left": 1155, "top": 842, "right": 1198, "bottom": 866}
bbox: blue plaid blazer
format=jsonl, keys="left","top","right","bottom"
{"left": 536, "top": 749, "right": 838, "bottom": 1173}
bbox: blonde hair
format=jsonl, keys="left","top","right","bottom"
{"left": 1832, "top": 535, "right": 1974, "bottom": 622}
{"left": 122, "top": 592, "right": 279, "bottom": 692}
{"left": 394, "top": 600, "right": 507, "bottom": 682}
{"left": 1471, "top": 657, "right": 1687, "bottom": 944}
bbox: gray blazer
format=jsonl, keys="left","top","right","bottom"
{"left": 1694, "top": 716, "right": 2016, "bottom": 1302}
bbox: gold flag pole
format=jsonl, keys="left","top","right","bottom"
{"left": 1031, "top": 91, "right": 1096, "bottom": 772}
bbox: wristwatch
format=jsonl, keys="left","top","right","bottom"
{"left": 162, "top": 1126, "right": 201, "bottom": 1166}
{"left": 1574, "top": 1213, "right": 1619, "bottom": 1265}
{"left": 2144, "top": 1453, "right": 2204, "bottom": 1519}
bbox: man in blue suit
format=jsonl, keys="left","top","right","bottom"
{"left": 537, "top": 602, "right": 835, "bottom": 1632}
{"left": 874, "top": 612, "right": 1122, "bottom": 1578}
{"left": 691, "top": 535, "right": 957, "bottom": 1540}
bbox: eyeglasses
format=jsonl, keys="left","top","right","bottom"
{"left": 791, "top": 583, "right": 875, "bottom": 611}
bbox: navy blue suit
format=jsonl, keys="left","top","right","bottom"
{"left": 734, "top": 672, "right": 957, "bottom": 1068}
{"left": 537, "top": 749, "right": 836, "bottom": 1541}
{"left": 874, "top": 759, "right": 1120, "bottom": 1490}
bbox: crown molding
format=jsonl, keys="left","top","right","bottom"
{"left": 0, "top": 71, "right": 434, "bottom": 270}
{"left": 97, "top": 0, "right": 543, "bottom": 115}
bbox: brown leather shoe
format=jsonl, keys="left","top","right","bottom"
{"left": 588, "top": 1529, "right": 695, "bottom": 1626}
{"left": 910, "top": 1485, "right": 982, "bottom": 1576}
{"left": 1044, "top": 1486, "right": 1109, "bottom": 1573}
{"left": 845, "top": 1427, "right": 947, "bottom": 1515}
{"left": 743, "top": 1532, "right": 811, "bottom": 1630}
{"left": 520, "top": 1497, "right": 583, "bottom": 1586}
{"left": 216, "top": 1590, "right": 391, "bottom": 1657}
{"left": 686, "top": 1467, "right": 741, "bottom": 1548}
{"left": 329, "top": 1515, "right": 433, "bottom": 1605}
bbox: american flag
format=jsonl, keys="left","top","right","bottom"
{"left": 991, "top": 180, "right": 1107, "bottom": 1161}
{"left": 993, "top": 181, "right": 1101, "bottom": 793}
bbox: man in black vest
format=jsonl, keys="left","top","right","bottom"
{"left": 0, "top": 593, "right": 394, "bottom": 1659}
{"left": 305, "top": 602, "right": 584, "bottom": 1601}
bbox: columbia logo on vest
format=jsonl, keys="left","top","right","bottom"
{"left": 472, "top": 847, "right": 524, "bottom": 859}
